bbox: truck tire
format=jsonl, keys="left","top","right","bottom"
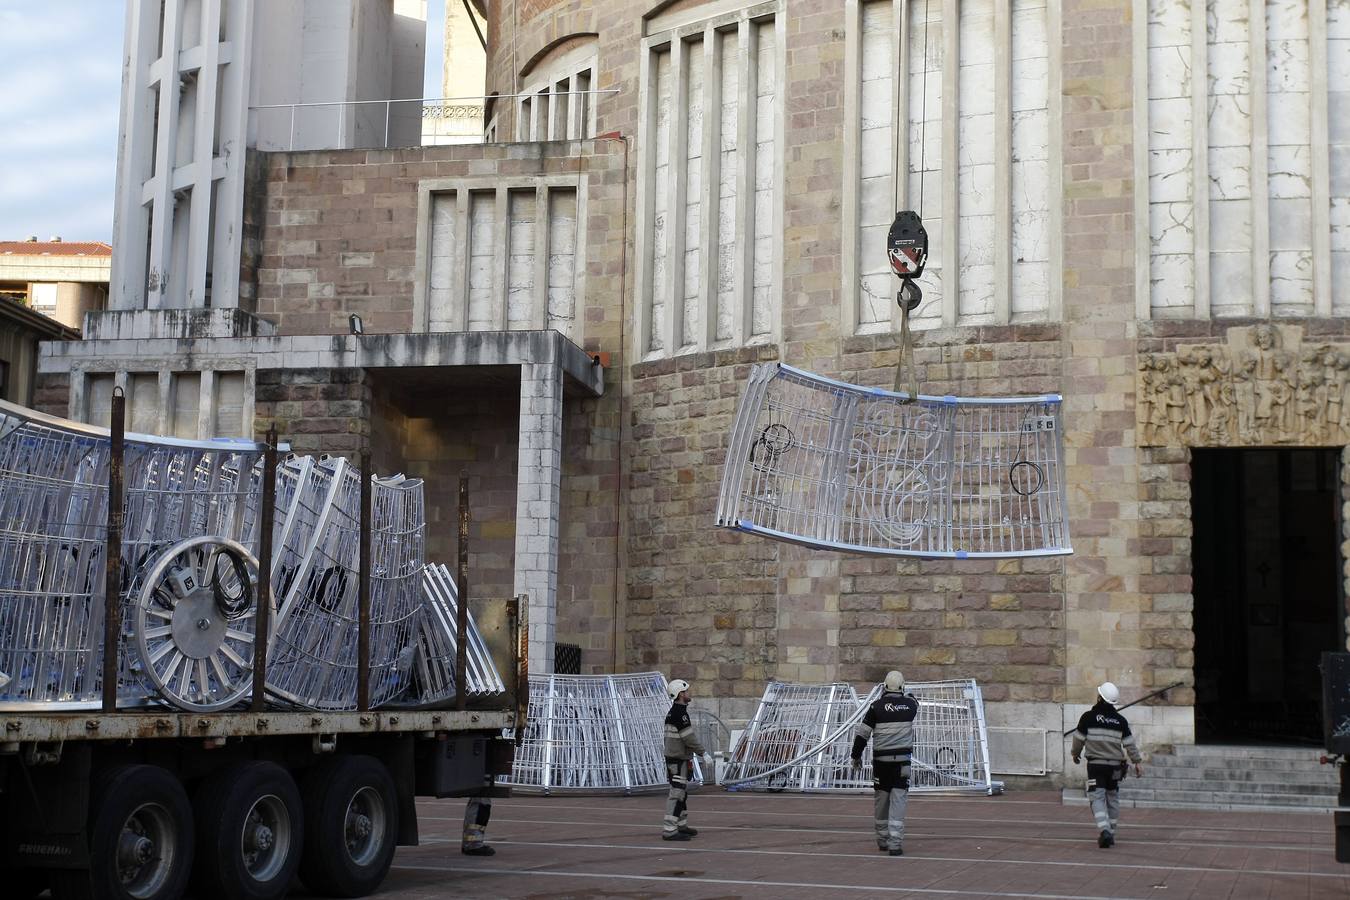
{"left": 191, "top": 761, "right": 304, "bottom": 900}
{"left": 51, "top": 764, "right": 194, "bottom": 900}
{"left": 297, "top": 755, "right": 398, "bottom": 898}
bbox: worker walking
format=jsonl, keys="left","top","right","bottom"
{"left": 851, "top": 671, "right": 920, "bottom": 856}
{"left": 1071, "top": 682, "right": 1144, "bottom": 848}
{"left": 662, "top": 677, "right": 707, "bottom": 841}
{"left": 461, "top": 796, "right": 494, "bottom": 855}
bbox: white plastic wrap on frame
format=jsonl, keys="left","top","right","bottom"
{"left": 716, "top": 363, "right": 1071, "bottom": 558}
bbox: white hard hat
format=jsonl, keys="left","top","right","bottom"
{"left": 667, "top": 678, "right": 691, "bottom": 699}
{"left": 884, "top": 670, "right": 905, "bottom": 692}
{"left": 1097, "top": 682, "right": 1120, "bottom": 705}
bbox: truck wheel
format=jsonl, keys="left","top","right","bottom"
{"left": 52, "top": 764, "right": 194, "bottom": 900}
{"left": 192, "top": 761, "right": 303, "bottom": 900}
{"left": 298, "top": 756, "right": 398, "bottom": 898}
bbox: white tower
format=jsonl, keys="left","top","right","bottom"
{"left": 110, "top": 0, "right": 428, "bottom": 313}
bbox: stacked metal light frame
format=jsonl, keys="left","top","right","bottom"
{"left": 716, "top": 363, "right": 1072, "bottom": 559}
{"left": 0, "top": 399, "right": 264, "bottom": 709}
{"left": 0, "top": 400, "right": 488, "bottom": 714}
{"left": 265, "top": 459, "right": 425, "bottom": 710}
{"left": 721, "top": 679, "right": 1000, "bottom": 794}
{"left": 411, "top": 562, "right": 505, "bottom": 702}
{"left": 503, "top": 672, "right": 677, "bottom": 794}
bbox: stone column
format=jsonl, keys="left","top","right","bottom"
{"left": 1059, "top": 0, "right": 1194, "bottom": 743}
{"left": 515, "top": 361, "right": 563, "bottom": 674}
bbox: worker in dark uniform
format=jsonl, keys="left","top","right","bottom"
{"left": 1071, "top": 682, "right": 1144, "bottom": 848}
{"left": 662, "top": 677, "right": 708, "bottom": 841}
{"left": 851, "top": 671, "right": 920, "bottom": 856}
{"left": 461, "top": 796, "right": 494, "bottom": 855}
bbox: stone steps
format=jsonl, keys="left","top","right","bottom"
{"left": 1146, "top": 768, "right": 1336, "bottom": 786}
{"left": 1061, "top": 788, "right": 1338, "bottom": 813}
{"left": 1063, "top": 744, "right": 1341, "bottom": 812}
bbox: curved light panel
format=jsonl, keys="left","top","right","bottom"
{"left": 716, "top": 363, "right": 1072, "bottom": 558}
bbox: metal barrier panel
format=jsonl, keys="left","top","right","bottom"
{"left": 716, "top": 363, "right": 1071, "bottom": 558}
{"left": 502, "top": 672, "right": 672, "bottom": 794}
{"left": 722, "top": 680, "right": 998, "bottom": 794}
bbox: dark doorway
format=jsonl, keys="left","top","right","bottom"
{"left": 1192, "top": 449, "right": 1345, "bottom": 744}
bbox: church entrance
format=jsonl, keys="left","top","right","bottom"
{"left": 1191, "top": 448, "right": 1345, "bottom": 744}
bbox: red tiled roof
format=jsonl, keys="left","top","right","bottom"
{"left": 0, "top": 241, "right": 112, "bottom": 257}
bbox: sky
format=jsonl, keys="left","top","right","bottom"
{"left": 0, "top": 1, "right": 446, "bottom": 245}
{"left": 0, "top": 2, "right": 126, "bottom": 243}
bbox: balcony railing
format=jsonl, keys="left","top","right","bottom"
{"left": 248, "top": 91, "right": 618, "bottom": 152}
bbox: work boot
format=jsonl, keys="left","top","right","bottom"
{"left": 462, "top": 844, "right": 496, "bottom": 856}
{"left": 888, "top": 845, "right": 904, "bottom": 856}
{"left": 662, "top": 831, "right": 693, "bottom": 842}
{"left": 678, "top": 826, "right": 698, "bottom": 836}
{"left": 877, "top": 843, "right": 888, "bottom": 852}
{"left": 1098, "top": 830, "right": 1113, "bottom": 848}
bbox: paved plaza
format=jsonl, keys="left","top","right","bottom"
{"left": 358, "top": 790, "right": 1348, "bottom": 899}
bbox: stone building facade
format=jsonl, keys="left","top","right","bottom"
{"left": 36, "top": 0, "right": 1350, "bottom": 778}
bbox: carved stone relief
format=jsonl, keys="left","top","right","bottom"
{"left": 1137, "top": 325, "right": 1350, "bottom": 447}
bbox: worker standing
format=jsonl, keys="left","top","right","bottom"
{"left": 1071, "top": 682, "right": 1144, "bottom": 848}
{"left": 461, "top": 796, "right": 494, "bottom": 855}
{"left": 851, "top": 671, "right": 919, "bottom": 856}
{"left": 662, "top": 677, "right": 708, "bottom": 841}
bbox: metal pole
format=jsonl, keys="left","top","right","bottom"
{"left": 337, "top": 102, "right": 345, "bottom": 148}
{"left": 252, "top": 428, "right": 278, "bottom": 712}
{"left": 384, "top": 100, "right": 391, "bottom": 149}
{"left": 101, "top": 388, "right": 125, "bottom": 712}
{"left": 357, "top": 449, "right": 372, "bottom": 711}
{"left": 289, "top": 105, "right": 296, "bottom": 152}
{"left": 455, "top": 472, "right": 470, "bottom": 711}
{"left": 515, "top": 593, "right": 529, "bottom": 745}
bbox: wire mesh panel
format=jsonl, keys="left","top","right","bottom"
{"left": 409, "top": 562, "right": 506, "bottom": 703}
{"left": 266, "top": 461, "right": 425, "bottom": 710}
{"left": 723, "top": 680, "right": 998, "bottom": 794}
{"left": 0, "top": 400, "right": 266, "bottom": 710}
{"left": 0, "top": 403, "right": 111, "bottom": 707}
{"left": 716, "top": 363, "right": 1070, "bottom": 558}
{"left": 503, "top": 672, "right": 671, "bottom": 794}
{"left": 721, "top": 683, "right": 865, "bottom": 791}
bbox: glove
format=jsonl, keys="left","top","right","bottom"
{"left": 850, "top": 757, "right": 862, "bottom": 769}
{"left": 1133, "top": 763, "right": 1144, "bottom": 777}
{"left": 1072, "top": 755, "right": 1080, "bottom": 765}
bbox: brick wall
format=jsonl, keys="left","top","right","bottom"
{"left": 253, "top": 368, "right": 372, "bottom": 456}
{"left": 557, "top": 391, "right": 622, "bottom": 673}
{"left": 369, "top": 378, "right": 521, "bottom": 608}
{"left": 252, "top": 142, "right": 622, "bottom": 335}
{"left": 626, "top": 346, "right": 782, "bottom": 706}
{"left": 31, "top": 372, "right": 70, "bottom": 418}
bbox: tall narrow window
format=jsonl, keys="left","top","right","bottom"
{"left": 1143, "top": 0, "right": 1339, "bottom": 318}
{"left": 845, "top": 0, "right": 1054, "bottom": 332}
{"left": 418, "top": 179, "right": 585, "bottom": 339}
{"left": 507, "top": 189, "right": 537, "bottom": 329}
{"left": 639, "top": 5, "right": 782, "bottom": 358}
{"left": 517, "top": 39, "right": 599, "bottom": 141}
